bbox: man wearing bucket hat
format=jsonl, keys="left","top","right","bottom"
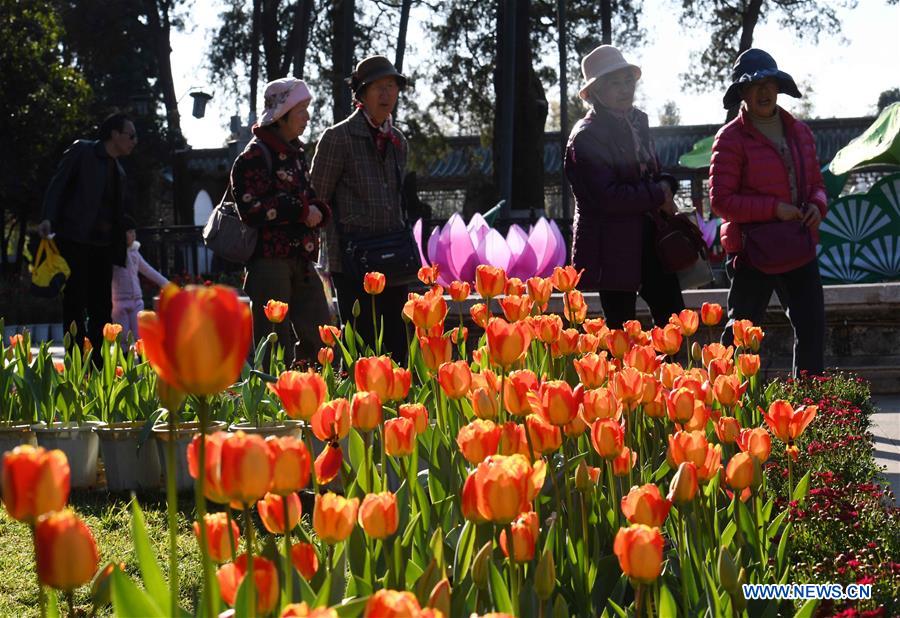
{"left": 709, "top": 48, "right": 828, "bottom": 374}
{"left": 311, "top": 55, "right": 411, "bottom": 362}
{"left": 564, "top": 45, "right": 685, "bottom": 329}
{"left": 231, "top": 77, "right": 334, "bottom": 366}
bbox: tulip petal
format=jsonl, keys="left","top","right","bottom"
{"left": 447, "top": 213, "right": 479, "bottom": 283}
{"left": 413, "top": 218, "right": 428, "bottom": 267}
{"left": 506, "top": 224, "right": 539, "bottom": 280}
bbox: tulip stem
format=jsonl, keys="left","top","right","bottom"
{"left": 65, "top": 591, "right": 74, "bottom": 618}
{"left": 283, "top": 498, "right": 293, "bottom": 608}
{"left": 31, "top": 524, "right": 46, "bottom": 618}
{"left": 363, "top": 431, "right": 372, "bottom": 495}
{"left": 606, "top": 460, "right": 620, "bottom": 532}
{"left": 165, "top": 411, "right": 180, "bottom": 618}
{"left": 407, "top": 452, "right": 417, "bottom": 520}
{"left": 499, "top": 368, "right": 507, "bottom": 425}
{"left": 506, "top": 523, "right": 520, "bottom": 616}
{"left": 245, "top": 505, "right": 256, "bottom": 617}
{"left": 304, "top": 428, "right": 320, "bottom": 495}
{"left": 371, "top": 296, "right": 380, "bottom": 355}
{"left": 195, "top": 398, "right": 215, "bottom": 618}
{"left": 227, "top": 507, "right": 238, "bottom": 559}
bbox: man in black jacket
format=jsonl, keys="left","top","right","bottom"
{"left": 39, "top": 113, "right": 136, "bottom": 351}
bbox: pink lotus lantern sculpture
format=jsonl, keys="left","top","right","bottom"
{"left": 413, "top": 213, "right": 567, "bottom": 286}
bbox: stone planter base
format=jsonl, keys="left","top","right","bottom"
{"left": 152, "top": 421, "right": 228, "bottom": 493}
{"left": 96, "top": 422, "right": 161, "bottom": 492}
{"left": 33, "top": 421, "right": 106, "bottom": 489}
{"left": 228, "top": 420, "right": 304, "bottom": 439}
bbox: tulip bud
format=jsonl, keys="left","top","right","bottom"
{"left": 428, "top": 578, "right": 451, "bottom": 617}
{"left": 91, "top": 562, "right": 124, "bottom": 609}
{"left": 718, "top": 546, "right": 740, "bottom": 595}
{"left": 352, "top": 299, "right": 360, "bottom": 318}
{"left": 691, "top": 341, "right": 702, "bottom": 362}
{"left": 574, "top": 460, "right": 593, "bottom": 492}
{"left": 471, "top": 542, "right": 492, "bottom": 590}
{"left": 535, "top": 549, "right": 556, "bottom": 601}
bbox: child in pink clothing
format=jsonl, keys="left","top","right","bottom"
{"left": 111, "top": 217, "right": 168, "bottom": 339}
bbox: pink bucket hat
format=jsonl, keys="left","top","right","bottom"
{"left": 258, "top": 78, "right": 312, "bottom": 126}
{"left": 578, "top": 45, "right": 641, "bottom": 100}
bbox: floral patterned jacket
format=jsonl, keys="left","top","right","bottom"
{"left": 230, "top": 126, "right": 331, "bottom": 261}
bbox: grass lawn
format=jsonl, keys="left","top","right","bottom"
{"left": 0, "top": 490, "right": 202, "bottom": 616}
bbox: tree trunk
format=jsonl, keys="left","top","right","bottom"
{"left": 493, "top": 0, "right": 517, "bottom": 214}
{"left": 144, "top": 0, "right": 182, "bottom": 140}
{"left": 727, "top": 0, "right": 763, "bottom": 121}
{"left": 261, "top": 0, "right": 282, "bottom": 81}
{"left": 331, "top": 0, "right": 355, "bottom": 123}
{"left": 558, "top": 0, "right": 570, "bottom": 219}
{"left": 282, "top": 0, "right": 313, "bottom": 77}
{"left": 600, "top": 0, "right": 612, "bottom": 44}
{"left": 249, "top": 0, "right": 262, "bottom": 121}
{"left": 393, "top": 0, "right": 412, "bottom": 121}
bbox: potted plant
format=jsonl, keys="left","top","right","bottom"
{"left": 0, "top": 324, "right": 37, "bottom": 457}
{"left": 94, "top": 338, "right": 163, "bottom": 491}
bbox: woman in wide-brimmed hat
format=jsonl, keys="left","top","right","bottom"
{"left": 564, "top": 45, "right": 685, "bottom": 328}
{"left": 310, "top": 55, "right": 411, "bottom": 362}
{"left": 709, "top": 48, "right": 828, "bottom": 374}
{"left": 232, "top": 77, "right": 334, "bottom": 367}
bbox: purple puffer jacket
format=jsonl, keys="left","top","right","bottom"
{"left": 112, "top": 242, "right": 168, "bottom": 302}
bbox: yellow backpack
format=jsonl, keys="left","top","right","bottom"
{"left": 30, "top": 239, "right": 71, "bottom": 298}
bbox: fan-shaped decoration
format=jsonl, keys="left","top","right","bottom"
{"left": 854, "top": 235, "right": 900, "bottom": 278}
{"left": 874, "top": 174, "right": 900, "bottom": 222}
{"left": 818, "top": 243, "right": 870, "bottom": 284}
{"left": 819, "top": 197, "right": 891, "bottom": 243}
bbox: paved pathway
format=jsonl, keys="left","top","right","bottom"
{"left": 871, "top": 394, "right": 900, "bottom": 505}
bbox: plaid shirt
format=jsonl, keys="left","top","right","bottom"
{"left": 310, "top": 109, "right": 407, "bottom": 273}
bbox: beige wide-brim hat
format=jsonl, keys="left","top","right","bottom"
{"left": 259, "top": 78, "right": 313, "bottom": 126}
{"left": 578, "top": 45, "right": 642, "bottom": 100}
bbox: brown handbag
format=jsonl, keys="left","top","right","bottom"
{"left": 653, "top": 211, "right": 707, "bottom": 273}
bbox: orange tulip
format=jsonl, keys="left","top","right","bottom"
{"left": 659, "top": 362, "right": 684, "bottom": 389}
{"left": 667, "top": 461, "right": 699, "bottom": 504}
{"left": 269, "top": 370, "right": 328, "bottom": 421}
{"left": 707, "top": 357, "right": 735, "bottom": 385}
{"left": 102, "top": 322, "right": 122, "bottom": 342}
{"left": 257, "top": 492, "right": 301, "bottom": 534}
{"left": 470, "top": 302, "right": 489, "bottom": 328}
{"left": 90, "top": 561, "right": 123, "bottom": 609}
{"left": 2, "top": 445, "right": 70, "bottom": 523}
{"left": 532, "top": 314, "right": 562, "bottom": 344}
{"left": 503, "top": 369, "right": 538, "bottom": 416}
{"left": 358, "top": 492, "right": 399, "bottom": 539}
{"left": 471, "top": 454, "right": 542, "bottom": 524}
{"left": 438, "top": 361, "right": 472, "bottom": 399}
{"left": 550, "top": 328, "right": 579, "bottom": 358}
{"left": 314, "top": 444, "right": 343, "bottom": 485}
{"left": 497, "top": 422, "right": 530, "bottom": 457}
{"left": 526, "top": 276, "right": 552, "bottom": 311}
{"left": 505, "top": 277, "right": 526, "bottom": 296}
{"left": 700, "top": 302, "right": 723, "bottom": 326}
{"left": 457, "top": 420, "right": 501, "bottom": 464}
{"left": 475, "top": 265, "right": 507, "bottom": 298}
{"left": 354, "top": 356, "right": 394, "bottom": 403}
{"left": 387, "top": 367, "right": 411, "bottom": 402}
{"left": 715, "top": 416, "right": 742, "bottom": 445}
{"left": 351, "top": 391, "right": 383, "bottom": 432}
{"left": 403, "top": 288, "right": 448, "bottom": 331}
{"left": 216, "top": 554, "right": 279, "bottom": 614}
{"left": 621, "top": 483, "right": 672, "bottom": 527}
{"left": 651, "top": 324, "right": 683, "bottom": 356}
{"left": 384, "top": 417, "right": 416, "bottom": 457}
{"left": 220, "top": 431, "right": 274, "bottom": 505}
{"left": 499, "top": 511, "right": 539, "bottom": 562}
{"left": 643, "top": 390, "right": 666, "bottom": 419}
{"left": 683, "top": 400, "right": 712, "bottom": 432}
{"left": 591, "top": 419, "right": 625, "bottom": 459}
{"left": 418, "top": 264, "right": 439, "bottom": 286}
{"left": 469, "top": 387, "right": 499, "bottom": 420}
{"left": 565, "top": 290, "right": 588, "bottom": 324}
{"left": 399, "top": 403, "right": 429, "bottom": 434}
{"left": 738, "top": 353, "right": 761, "bottom": 377}
{"left": 449, "top": 280, "right": 471, "bottom": 302}
{"left": 451, "top": 325, "right": 468, "bottom": 345}
{"left": 613, "top": 367, "right": 644, "bottom": 411}
{"left": 317, "top": 347, "right": 334, "bottom": 366}
{"left": 193, "top": 512, "right": 239, "bottom": 563}
{"left": 624, "top": 345, "right": 659, "bottom": 374}
{"left": 264, "top": 299, "right": 289, "bottom": 323}
{"left": 614, "top": 525, "right": 664, "bottom": 584}
{"left": 623, "top": 320, "right": 649, "bottom": 345}
{"left": 364, "top": 589, "right": 422, "bottom": 617}
{"left": 313, "top": 492, "right": 359, "bottom": 544}
{"left": 612, "top": 447, "right": 637, "bottom": 477}
{"left": 573, "top": 353, "right": 609, "bottom": 388}
{"left": 640, "top": 374, "right": 660, "bottom": 405}
{"left": 319, "top": 324, "right": 341, "bottom": 347}
{"left": 35, "top": 510, "right": 99, "bottom": 591}
{"left": 486, "top": 318, "right": 531, "bottom": 368}
{"left": 701, "top": 342, "right": 734, "bottom": 368}
{"left": 526, "top": 414, "right": 563, "bottom": 455}
{"left": 137, "top": 284, "right": 252, "bottom": 395}
{"left": 763, "top": 400, "right": 816, "bottom": 460}
{"left": 666, "top": 387, "right": 696, "bottom": 424}
{"left": 531, "top": 380, "right": 581, "bottom": 426}
{"left": 282, "top": 603, "right": 337, "bottom": 617}
{"left": 578, "top": 333, "right": 600, "bottom": 354}
{"left": 669, "top": 309, "right": 699, "bottom": 336}
{"left": 550, "top": 265, "right": 583, "bottom": 292}
{"left": 311, "top": 398, "right": 351, "bottom": 442}
{"left": 713, "top": 374, "right": 746, "bottom": 408}
{"left": 667, "top": 431, "right": 722, "bottom": 482}
{"left": 363, "top": 272, "right": 386, "bottom": 295}
{"left": 725, "top": 452, "right": 756, "bottom": 491}
{"left": 461, "top": 473, "right": 489, "bottom": 523}
{"left": 582, "top": 387, "right": 621, "bottom": 422}
{"left": 499, "top": 295, "right": 533, "bottom": 322}
{"left": 419, "top": 335, "right": 452, "bottom": 374}
{"left": 266, "top": 436, "right": 311, "bottom": 495}
{"left": 737, "top": 427, "right": 772, "bottom": 463}
{"left": 187, "top": 432, "right": 229, "bottom": 504}
{"left": 290, "top": 542, "right": 319, "bottom": 580}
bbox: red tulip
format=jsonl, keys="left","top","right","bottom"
{"left": 311, "top": 398, "right": 351, "bottom": 442}
{"left": 475, "top": 265, "right": 507, "bottom": 298}
{"left": 35, "top": 510, "right": 99, "bottom": 591}
{"left": 2, "top": 445, "right": 70, "bottom": 523}
{"left": 264, "top": 299, "right": 289, "bottom": 323}
{"left": 193, "top": 512, "right": 240, "bottom": 562}
{"left": 269, "top": 370, "right": 328, "bottom": 421}
{"left": 700, "top": 302, "right": 723, "bottom": 326}
{"left": 257, "top": 492, "right": 301, "bottom": 534}
{"left": 290, "top": 542, "right": 319, "bottom": 580}
{"left": 220, "top": 431, "right": 274, "bottom": 505}
{"left": 266, "top": 436, "right": 311, "bottom": 495}
{"left": 363, "top": 272, "right": 386, "bottom": 295}
{"left": 354, "top": 356, "right": 395, "bottom": 403}
{"left": 216, "top": 553, "right": 279, "bottom": 614}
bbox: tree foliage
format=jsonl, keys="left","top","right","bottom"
{"left": 657, "top": 100, "right": 681, "bottom": 126}
{"left": 877, "top": 87, "right": 900, "bottom": 113}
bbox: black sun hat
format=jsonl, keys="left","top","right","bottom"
{"left": 347, "top": 55, "right": 408, "bottom": 95}
{"left": 722, "top": 48, "right": 802, "bottom": 109}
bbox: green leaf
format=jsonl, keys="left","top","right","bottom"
{"left": 45, "top": 589, "right": 59, "bottom": 618}
{"left": 721, "top": 520, "right": 737, "bottom": 548}
{"left": 792, "top": 470, "right": 811, "bottom": 504}
{"left": 347, "top": 526, "right": 368, "bottom": 578}
{"left": 776, "top": 522, "right": 792, "bottom": 575}
{"left": 489, "top": 561, "right": 513, "bottom": 614}
{"left": 604, "top": 598, "right": 627, "bottom": 618}
{"left": 794, "top": 598, "right": 820, "bottom": 618}
{"left": 334, "top": 595, "right": 371, "bottom": 617}
{"left": 452, "top": 521, "right": 476, "bottom": 586}
{"left": 315, "top": 572, "right": 332, "bottom": 607}
{"left": 298, "top": 572, "right": 317, "bottom": 605}
{"left": 330, "top": 543, "right": 348, "bottom": 606}
{"left": 658, "top": 582, "right": 678, "bottom": 618}
{"left": 130, "top": 498, "right": 170, "bottom": 609}
{"left": 766, "top": 509, "right": 789, "bottom": 541}
{"left": 110, "top": 569, "right": 166, "bottom": 617}
{"left": 233, "top": 574, "right": 251, "bottom": 618}
{"left": 702, "top": 566, "right": 722, "bottom": 618}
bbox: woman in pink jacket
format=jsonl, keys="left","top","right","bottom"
{"left": 709, "top": 49, "right": 827, "bottom": 374}
{"left": 111, "top": 215, "right": 168, "bottom": 339}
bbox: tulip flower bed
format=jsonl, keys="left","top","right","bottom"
{"left": 0, "top": 265, "right": 893, "bottom": 617}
